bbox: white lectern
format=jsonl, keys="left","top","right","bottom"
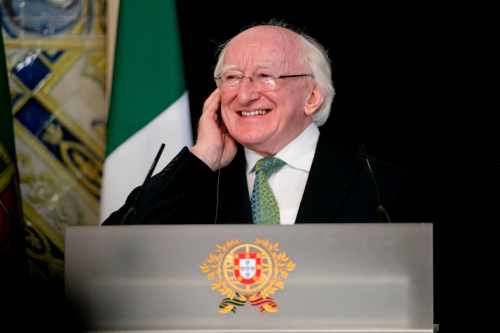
{"left": 66, "top": 223, "right": 434, "bottom": 333}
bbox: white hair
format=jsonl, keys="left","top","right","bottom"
{"left": 213, "top": 24, "right": 335, "bottom": 126}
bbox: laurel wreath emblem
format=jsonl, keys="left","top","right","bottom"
{"left": 200, "top": 238, "right": 295, "bottom": 314}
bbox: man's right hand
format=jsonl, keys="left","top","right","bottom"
{"left": 190, "top": 89, "right": 238, "bottom": 171}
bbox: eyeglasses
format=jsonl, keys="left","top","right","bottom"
{"left": 214, "top": 71, "right": 314, "bottom": 91}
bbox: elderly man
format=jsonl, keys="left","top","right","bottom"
{"left": 103, "top": 24, "right": 409, "bottom": 225}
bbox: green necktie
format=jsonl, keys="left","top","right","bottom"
{"left": 250, "top": 156, "right": 286, "bottom": 224}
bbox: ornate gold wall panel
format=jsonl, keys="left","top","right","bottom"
{"left": 1, "top": 0, "right": 107, "bottom": 279}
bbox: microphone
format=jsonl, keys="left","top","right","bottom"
{"left": 358, "top": 144, "right": 392, "bottom": 222}
{"left": 213, "top": 132, "right": 226, "bottom": 224}
{"left": 119, "top": 143, "right": 166, "bottom": 224}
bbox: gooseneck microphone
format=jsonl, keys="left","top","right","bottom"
{"left": 144, "top": 143, "right": 166, "bottom": 182}
{"left": 119, "top": 143, "right": 166, "bottom": 225}
{"left": 213, "top": 132, "right": 226, "bottom": 224}
{"left": 358, "top": 144, "right": 392, "bottom": 223}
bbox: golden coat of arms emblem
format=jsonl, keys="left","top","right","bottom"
{"left": 200, "top": 238, "right": 295, "bottom": 314}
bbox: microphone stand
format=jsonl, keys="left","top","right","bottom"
{"left": 119, "top": 143, "right": 166, "bottom": 225}
{"left": 358, "top": 144, "right": 392, "bottom": 223}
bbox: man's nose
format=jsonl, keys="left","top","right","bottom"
{"left": 236, "top": 77, "right": 260, "bottom": 104}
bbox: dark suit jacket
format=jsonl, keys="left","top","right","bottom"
{"left": 103, "top": 139, "right": 419, "bottom": 225}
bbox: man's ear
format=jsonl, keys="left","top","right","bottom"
{"left": 304, "top": 84, "right": 324, "bottom": 116}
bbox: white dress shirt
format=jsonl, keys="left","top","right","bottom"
{"left": 245, "top": 123, "right": 320, "bottom": 225}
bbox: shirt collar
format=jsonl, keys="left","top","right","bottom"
{"left": 245, "top": 123, "right": 320, "bottom": 174}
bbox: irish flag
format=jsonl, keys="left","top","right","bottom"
{"left": 101, "top": 0, "right": 192, "bottom": 222}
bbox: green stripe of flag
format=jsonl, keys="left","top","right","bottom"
{"left": 106, "top": 0, "right": 185, "bottom": 156}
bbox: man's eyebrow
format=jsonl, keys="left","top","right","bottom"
{"left": 220, "top": 65, "right": 240, "bottom": 73}
{"left": 220, "top": 63, "right": 277, "bottom": 73}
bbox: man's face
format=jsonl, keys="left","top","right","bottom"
{"left": 219, "top": 27, "right": 317, "bottom": 155}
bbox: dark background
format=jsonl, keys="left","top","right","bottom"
{"left": 175, "top": 2, "right": 495, "bottom": 331}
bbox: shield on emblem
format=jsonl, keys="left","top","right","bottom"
{"left": 234, "top": 252, "right": 261, "bottom": 285}
{"left": 240, "top": 258, "right": 256, "bottom": 279}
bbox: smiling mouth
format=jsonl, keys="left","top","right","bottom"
{"left": 238, "top": 109, "right": 271, "bottom": 117}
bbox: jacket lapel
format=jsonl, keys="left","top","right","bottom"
{"left": 218, "top": 147, "right": 252, "bottom": 224}
{"left": 296, "top": 141, "right": 362, "bottom": 223}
